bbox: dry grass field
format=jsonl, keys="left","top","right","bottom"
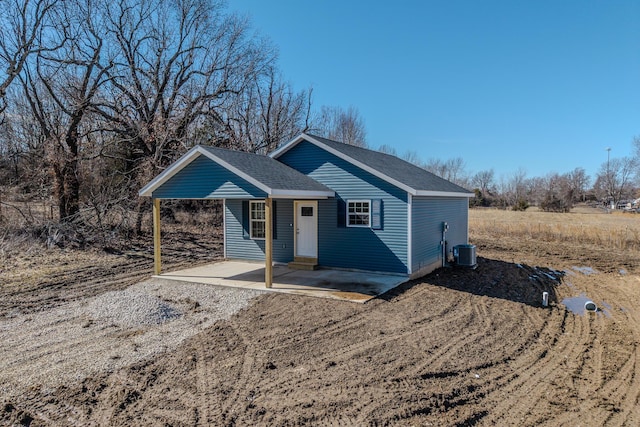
{"left": 2, "top": 206, "right": 640, "bottom": 426}
{"left": 472, "top": 206, "right": 640, "bottom": 252}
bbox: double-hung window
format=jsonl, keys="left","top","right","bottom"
{"left": 250, "top": 201, "right": 266, "bottom": 239}
{"left": 347, "top": 200, "right": 371, "bottom": 227}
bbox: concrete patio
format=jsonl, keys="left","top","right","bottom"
{"left": 153, "top": 261, "right": 408, "bottom": 303}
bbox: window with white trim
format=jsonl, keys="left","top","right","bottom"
{"left": 250, "top": 200, "right": 266, "bottom": 239}
{"left": 347, "top": 200, "right": 371, "bottom": 227}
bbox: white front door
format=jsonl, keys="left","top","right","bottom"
{"left": 295, "top": 201, "right": 318, "bottom": 258}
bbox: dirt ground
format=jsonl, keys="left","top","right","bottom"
{"left": 2, "top": 222, "right": 640, "bottom": 425}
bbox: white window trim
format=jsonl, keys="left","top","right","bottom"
{"left": 250, "top": 200, "right": 266, "bottom": 240}
{"left": 347, "top": 199, "right": 372, "bottom": 228}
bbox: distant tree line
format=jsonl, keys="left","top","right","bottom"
{"left": 377, "top": 143, "right": 639, "bottom": 213}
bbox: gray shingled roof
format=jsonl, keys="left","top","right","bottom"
{"left": 303, "top": 134, "right": 471, "bottom": 194}
{"left": 200, "top": 145, "right": 333, "bottom": 194}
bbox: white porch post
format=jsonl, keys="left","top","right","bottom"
{"left": 265, "top": 197, "right": 273, "bottom": 288}
{"left": 153, "top": 198, "right": 161, "bottom": 275}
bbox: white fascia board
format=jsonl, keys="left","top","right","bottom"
{"left": 139, "top": 146, "right": 203, "bottom": 197}
{"left": 269, "top": 134, "right": 306, "bottom": 159}
{"left": 270, "top": 189, "right": 335, "bottom": 198}
{"left": 414, "top": 190, "right": 475, "bottom": 198}
{"left": 300, "top": 134, "right": 418, "bottom": 195}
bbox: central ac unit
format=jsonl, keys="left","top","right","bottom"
{"left": 454, "top": 244, "right": 477, "bottom": 269}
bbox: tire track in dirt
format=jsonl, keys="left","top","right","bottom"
{"left": 384, "top": 299, "right": 493, "bottom": 383}
{"left": 245, "top": 293, "right": 472, "bottom": 411}
{"left": 479, "top": 306, "right": 589, "bottom": 425}
{"left": 358, "top": 297, "right": 543, "bottom": 424}
{"left": 193, "top": 291, "right": 473, "bottom": 424}
{"left": 290, "top": 291, "right": 423, "bottom": 339}
{"left": 0, "top": 311, "right": 122, "bottom": 396}
{"left": 222, "top": 289, "right": 473, "bottom": 409}
{"left": 423, "top": 305, "right": 566, "bottom": 425}
{"left": 597, "top": 280, "right": 640, "bottom": 426}
{"left": 328, "top": 301, "right": 471, "bottom": 367}
{"left": 194, "top": 339, "right": 212, "bottom": 426}
{"left": 475, "top": 273, "right": 640, "bottom": 427}
{"left": 254, "top": 291, "right": 492, "bottom": 424}
{"left": 549, "top": 275, "right": 640, "bottom": 427}
{"left": 215, "top": 324, "right": 260, "bottom": 424}
{"left": 199, "top": 284, "right": 556, "bottom": 426}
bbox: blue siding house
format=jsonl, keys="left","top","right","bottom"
{"left": 140, "top": 133, "right": 473, "bottom": 282}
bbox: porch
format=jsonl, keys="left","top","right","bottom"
{"left": 153, "top": 260, "right": 407, "bottom": 303}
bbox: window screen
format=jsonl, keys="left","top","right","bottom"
{"left": 250, "top": 201, "right": 266, "bottom": 239}
{"left": 347, "top": 200, "right": 370, "bottom": 227}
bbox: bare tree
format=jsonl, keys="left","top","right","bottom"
{"left": 0, "top": 0, "right": 60, "bottom": 115}
{"left": 96, "top": 0, "right": 269, "bottom": 167}
{"left": 401, "top": 150, "right": 422, "bottom": 166}
{"left": 566, "top": 167, "right": 590, "bottom": 202}
{"left": 19, "top": 0, "right": 110, "bottom": 221}
{"left": 377, "top": 144, "right": 397, "bottom": 156}
{"left": 313, "top": 105, "right": 367, "bottom": 147}
{"left": 423, "top": 158, "right": 446, "bottom": 179}
{"left": 596, "top": 156, "right": 638, "bottom": 207}
{"left": 0, "top": 0, "right": 348, "bottom": 245}
{"left": 88, "top": 0, "right": 271, "bottom": 232}
{"left": 471, "top": 169, "right": 495, "bottom": 196}
{"left": 210, "top": 66, "right": 311, "bottom": 154}
{"left": 538, "top": 173, "right": 575, "bottom": 212}
{"left": 0, "top": 88, "right": 48, "bottom": 188}
{"left": 496, "top": 168, "right": 529, "bottom": 210}
{"left": 423, "top": 157, "right": 468, "bottom": 187}
{"left": 526, "top": 176, "right": 546, "bottom": 206}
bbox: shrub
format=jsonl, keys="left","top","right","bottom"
{"left": 512, "top": 198, "right": 529, "bottom": 211}
{"left": 540, "top": 195, "right": 570, "bottom": 213}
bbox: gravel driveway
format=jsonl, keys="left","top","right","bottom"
{"left": 0, "top": 279, "right": 263, "bottom": 400}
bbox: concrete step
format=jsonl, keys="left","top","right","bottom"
{"left": 288, "top": 257, "right": 318, "bottom": 271}
{"left": 288, "top": 262, "right": 318, "bottom": 271}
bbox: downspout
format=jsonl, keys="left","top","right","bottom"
{"left": 407, "top": 194, "right": 412, "bottom": 275}
{"left": 222, "top": 199, "right": 227, "bottom": 259}
{"left": 441, "top": 221, "right": 449, "bottom": 268}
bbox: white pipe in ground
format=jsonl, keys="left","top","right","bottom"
{"left": 542, "top": 292, "right": 549, "bottom": 307}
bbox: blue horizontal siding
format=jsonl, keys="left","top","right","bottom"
{"left": 225, "top": 199, "right": 294, "bottom": 263}
{"left": 279, "top": 140, "right": 408, "bottom": 274}
{"left": 412, "top": 197, "right": 468, "bottom": 271}
{"left": 152, "top": 154, "right": 266, "bottom": 199}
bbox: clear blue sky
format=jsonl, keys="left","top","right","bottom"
{"left": 230, "top": 0, "right": 640, "bottom": 181}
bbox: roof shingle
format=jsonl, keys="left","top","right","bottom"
{"left": 200, "top": 145, "right": 333, "bottom": 194}
{"left": 284, "top": 134, "right": 472, "bottom": 195}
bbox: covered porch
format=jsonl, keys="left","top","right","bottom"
{"left": 153, "top": 260, "right": 407, "bottom": 303}
{"left": 139, "top": 145, "right": 335, "bottom": 288}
